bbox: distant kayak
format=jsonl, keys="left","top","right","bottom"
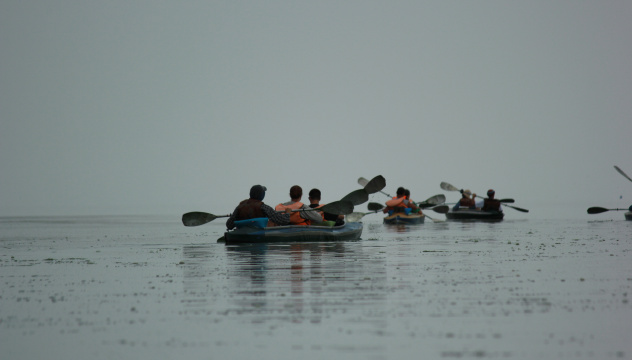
{"left": 224, "top": 218, "right": 363, "bottom": 244}
{"left": 383, "top": 212, "right": 425, "bottom": 225}
{"left": 626, "top": 212, "right": 632, "bottom": 221}
{"left": 445, "top": 209, "right": 504, "bottom": 221}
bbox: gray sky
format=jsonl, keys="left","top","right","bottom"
{"left": 1, "top": 1, "right": 631, "bottom": 219}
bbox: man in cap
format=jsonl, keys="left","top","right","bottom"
{"left": 226, "top": 185, "right": 291, "bottom": 230}
{"left": 481, "top": 189, "right": 502, "bottom": 212}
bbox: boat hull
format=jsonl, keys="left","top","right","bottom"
{"left": 224, "top": 222, "right": 363, "bottom": 244}
{"left": 383, "top": 213, "right": 425, "bottom": 225}
{"left": 446, "top": 209, "right": 504, "bottom": 221}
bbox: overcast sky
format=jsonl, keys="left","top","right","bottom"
{"left": 1, "top": 1, "right": 631, "bottom": 219}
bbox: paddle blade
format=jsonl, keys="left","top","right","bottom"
{"left": 440, "top": 182, "right": 460, "bottom": 192}
{"left": 363, "top": 175, "right": 386, "bottom": 194}
{"left": 614, "top": 166, "right": 632, "bottom": 183}
{"left": 420, "top": 194, "right": 446, "bottom": 206}
{"left": 341, "top": 189, "right": 369, "bottom": 205}
{"left": 346, "top": 212, "right": 366, "bottom": 222}
{"left": 357, "top": 177, "right": 369, "bottom": 187}
{"left": 367, "top": 202, "right": 384, "bottom": 211}
{"left": 321, "top": 200, "right": 354, "bottom": 215}
{"left": 182, "top": 212, "right": 219, "bottom": 227}
{"left": 504, "top": 204, "right": 529, "bottom": 213}
{"left": 587, "top": 207, "right": 610, "bottom": 214}
{"left": 430, "top": 205, "right": 450, "bottom": 214}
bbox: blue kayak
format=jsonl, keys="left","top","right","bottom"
{"left": 383, "top": 212, "right": 425, "bottom": 224}
{"left": 224, "top": 218, "right": 363, "bottom": 244}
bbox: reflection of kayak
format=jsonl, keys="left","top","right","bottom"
{"left": 383, "top": 212, "right": 425, "bottom": 225}
{"left": 626, "top": 212, "right": 632, "bottom": 221}
{"left": 446, "top": 209, "right": 504, "bottom": 221}
{"left": 224, "top": 218, "right": 363, "bottom": 244}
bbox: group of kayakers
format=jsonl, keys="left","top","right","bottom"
{"left": 382, "top": 187, "right": 424, "bottom": 215}
{"left": 453, "top": 189, "right": 502, "bottom": 212}
{"left": 226, "top": 185, "right": 343, "bottom": 230}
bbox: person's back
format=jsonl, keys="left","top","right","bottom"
{"left": 481, "top": 189, "right": 502, "bottom": 212}
{"left": 453, "top": 189, "right": 476, "bottom": 210}
{"left": 226, "top": 185, "right": 290, "bottom": 230}
{"left": 384, "top": 187, "right": 408, "bottom": 214}
{"left": 307, "top": 188, "right": 344, "bottom": 225}
{"left": 275, "top": 185, "right": 322, "bottom": 226}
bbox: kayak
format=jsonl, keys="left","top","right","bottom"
{"left": 383, "top": 212, "right": 425, "bottom": 225}
{"left": 224, "top": 218, "right": 363, "bottom": 244}
{"left": 445, "top": 209, "right": 504, "bottom": 221}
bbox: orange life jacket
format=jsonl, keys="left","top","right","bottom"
{"left": 306, "top": 204, "right": 326, "bottom": 225}
{"left": 275, "top": 201, "right": 309, "bottom": 225}
{"left": 385, "top": 196, "right": 406, "bottom": 208}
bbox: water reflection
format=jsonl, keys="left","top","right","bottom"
{"left": 222, "top": 241, "right": 388, "bottom": 328}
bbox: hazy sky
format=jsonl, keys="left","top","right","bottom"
{"left": 1, "top": 1, "right": 631, "bottom": 219}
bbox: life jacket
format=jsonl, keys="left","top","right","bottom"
{"left": 275, "top": 201, "right": 309, "bottom": 225}
{"left": 385, "top": 196, "right": 406, "bottom": 208}
{"left": 307, "top": 203, "right": 326, "bottom": 224}
{"left": 384, "top": 196, "right": 408, "bottom": 214}
{"left": 459, "top": 197, "right": 476, "bottom": 208}
{"left": 482, "top": 198, "right": 501, "bottom": 212}
{"left": 234, "top": 199, "right": 265, "bottom": 220}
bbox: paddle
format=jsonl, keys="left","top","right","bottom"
{"left": 503, "top": 204, "right": 529, "bottom": 213}
{"left": 415, "top": 194, "right": 446, "bottom": 208}
{"left": 430, "top": 205, "right": 450, "bottom": 214}
{"left": 423, "top": 213, "right": 444, "bottom": 223}
{"left": 440, "top": 181, "right": 515, "bottom": 203}
{"left": 182, "top": 200, "right": 355, "bottom": 227}
{"left": 346, "top": 202, "right": 384, "bottom": 222}
{"left": 338, "top": 175, "right": 386, "bottom": 207}
{"left": 340, "top": 189, "right": 369, "bottom": 206}
{"left": 182, "top": 212, "right": 230, "bottom": 227}
{"left": 362, "top": 175, "right": 387, "bottom": 194}
{"left": 358, "top": 177, "right": 392, "bottom": 197}
{"left": 615, "top": 166, "right": 632, "bottom": 183}
{"left": 587, "top": 207, "right": 629, "bottom": 215}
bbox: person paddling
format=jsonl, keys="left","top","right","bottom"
{"left": 274, "top": 185, "right": 323, "bottom": 226}
{"left": 452, "top": 189, "right": 476, "bottom": 210}
{"left": 226, "top": 185, "right": 290, "bottom": 230}
{"left": 308, "top": 188, "right": 345, "bottom": 226}
{"left": 481, "top": 189, "right": 503, "bottom": 212}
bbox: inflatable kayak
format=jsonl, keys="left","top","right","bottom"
{"left": 383, "top": 212, "right": 425, "bottom": 225}
{"left": 224, "top": 218, "right": 363, "bottom": 244}
{"left": 445, "top": 209, "right": 504, "bottom": 221}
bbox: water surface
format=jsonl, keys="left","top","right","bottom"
{"left": 1, "top": 215, "right": 630, "bottom": 359}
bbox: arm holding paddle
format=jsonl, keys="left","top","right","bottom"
{"left": 226, "top": 203, "right": 291, "bottom": 230}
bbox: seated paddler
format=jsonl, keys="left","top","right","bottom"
{"left": 383, "top": 187, "right": 410, "bottom": 214}
{"left": 481, "top": 189, "right": 502, "bottom": 212}
{"left": 274, "top": 185, "right": 323, "bottom": 226}
{"left": 452, "top": 189, "right": 477, "bottom": 211}
{"left": 404, "top": 189, "right": 422, "bottom": 214}
{"left": 226, "top": 185, "right": 291, "bottom": 230}
{"left": 308, "top": 188, "right": 345, "bottom": 226}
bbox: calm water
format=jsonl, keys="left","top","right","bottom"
{"left": 1, "top": 214, "right": 631, "bottom": 359}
